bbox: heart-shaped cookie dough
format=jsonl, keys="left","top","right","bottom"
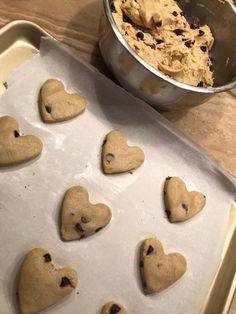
{"left": 101, "top": 301, "right": 128, "bottom": 314}
{"left": 102, "top": 130, "right": 145, "bottom": 174}
{"left": 139, "top": 238, "right": 187, "bottom": 294}
{"left": 39, "top": 79, "right": 86, "bottom": 123}
{"left": 60, "top": 186, "right": 112, "bottom": 241}
{"left": 0, "top": 116, "right": 43, "bottom": 166}
{"left": 18, "top": 248, "right": 78, "bottom": 314}
{"left": 164, "top": 176, "right": 206, "bottom": 222}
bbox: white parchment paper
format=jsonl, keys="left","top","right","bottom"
{"left": 0, "top": 38, "right": 235, "bottom": 314}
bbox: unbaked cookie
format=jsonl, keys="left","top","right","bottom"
{"left": 101, "top": 301, "right": 128, "bottom": 314}
{"left": 102, "top": 130, "right": 145, "bottom": 174}
{"left": 164, "top": 176, "right": 206, "bottom": 222}
{"left": 139, "top": 238, "right": 187, "bottom": 294}
{"left": 18, "top": 248, "right": 78, "bottom": 314}
{"left": 0, "top": 115, "right": 43, "bottom": 166}
{"left": 39, "top": 79, "right": 86, "bottom": 123}
{"left": 60, "top": 186, "right": 112, "bottom": 241}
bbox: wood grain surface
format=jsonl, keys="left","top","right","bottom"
{"left": 0, "top": 0, "right": 235, "bottom": 312}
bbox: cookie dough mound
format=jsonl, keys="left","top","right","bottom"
{"left": 39, "top": 79, "right": 86, "bottom": 123}
{"left": 102, "top": 130, "right": 145, "bottom": 174}
{"left": 18, "top": 248, "right": 78, "bottom": 314}
{"left": 112, "top": 0, "right": 214, "bottom": 87}
{"left": 60, "top": 186, "right": 112, "bottom": 241}
{"left": 0, "top": 115, "right": 43, "bottom": 166}
{"left": 101, "top": 301, "right": 128, "bottom": 314}
{"left": 164, "top": 176, "right": 206, "bottom": 222}
{"left": 139, "top": 238, "right": 187, "bottom": 294}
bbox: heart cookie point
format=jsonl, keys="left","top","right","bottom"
{"left": 39, "top": 79, "right": 86, "bottom": 123}
{"left": 0, "top": 116, "right": 43, "bottom": 166}
{"left": 140, "top": 238, "right": 187, "bottom": 294}
{"left": 101, "top": 301, "right": 128, "bottom": 314}
{"left": 164, "top": 176, "right": 206, "bottom": 223}
{"left": 18, "top": 248, "right": 78, "bottom": 314}
{"left": 102, "top": 130, "right": 145, "bottom": 174}
{"left": 60, "top": 186, "right": 112, "bottom": 241}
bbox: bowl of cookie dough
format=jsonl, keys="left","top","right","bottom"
{"left": 99, "top": 0, "right": 236, "bottom": 110}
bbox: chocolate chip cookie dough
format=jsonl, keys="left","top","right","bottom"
{"left": 60, "top": 186, "right": 112, "bottom": 241}
{"left": 102, "top": 130, "right": 145, "bottom": 174}
{"left": 164, "top": 176, "right": 206, "bottom": 222}
{"left": 139, "top": 238, "right": 187, "bottom": 294}
{"left": 112, "top": 0, "right": 214, "bottom": 87}
{"left": 39, "top": 79, "right": 86, "bottom": 123}
{"left": 0, "top": 115, "right": 43, "bottom": 166}
{"left": 101, "top": 302, "right": 128, "bottom": 314}
{"left": 18, "top": 248, "right": 78, "bottom": 314}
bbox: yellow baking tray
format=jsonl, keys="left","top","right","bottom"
{"left": 0, "top": 20, "right": 235, "bottom": 314}
{"left": 0, "top": 20, "right": 50, "bottom": 94}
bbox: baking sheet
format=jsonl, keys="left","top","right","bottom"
{"left": 0, "top": 37, "right": 235, "bottom": 314}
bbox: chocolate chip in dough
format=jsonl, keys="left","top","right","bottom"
{"left": 182, "top": 203, "right": 189, "bottom": 212}
{"left": 156, "top": 39, "right": 164, "bottom": 45}
{"left": 190, "top": 23, "right": 199, "bottom": 30}
{"left": 156, "top": 20, "right": 162, "bottom": 27}
{"left": 14, "top": 130, "right": 20, "bottom": 138}
{"left": 199, "top": 30, "right": 205, "bottom": 36}
{"left": 81, "top": 216, "right": 90, "bottom": 224}
{"left": 184, "top": 40, "right": 193, "bottom": 48}
{"left": 180, "top": 11, "right": 184, "bottom": 16}
{"left": 200, "top": 45, "right": 207, "bottom": 52}
{"left": 197, "top": 81, "right": 204, "bottom": 87}
{"left": 110, "top": 3, "right": 116, "bottom": 12}
{"left": 60, "top": 277, "right": 71, "bottom": 288}
{"left": 110, "top": 304, "right": 121, "bottom": 314}
{"left": 147, "top": 245, "right": 154, "bottom": 255}
{"left": 43, "top": 253, "right": 51, "bottom": 263}
{"left": 75, "top": 223, "right": 84, "bottom": 232}
{"left": 45, "top": 105, "right": 52, "bottom": 113}
{"left": 148, "top": 43, "right": 156, "bottom": 50}
{"left": 173, "top": 29, "right": 185, "bottom": 36}
{"left": 172, "top": 11, "right": 178, "bottom": 16}
{"left": 136, "top": 31, "right": 144, "bottom": 41}
{"left": 122, "top": 15, "right": 132, "bottom": 23}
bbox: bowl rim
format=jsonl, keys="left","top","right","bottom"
{"left": 103, "top": 0, "right": 236, "bottom": 94}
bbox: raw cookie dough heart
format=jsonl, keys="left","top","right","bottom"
{"left": 102, "top": 130, "right": 145, "bottom": 174}
{"left": 139, "top": 238, "right": 187, "bottom": 294}
{"left": 18, "top": 248, "right": 78, "bottom": 314}
{"left": 60, "top": 186, "right": 112, "bottom": 241}
{"left": 164, "top": 176, "right": 206, "bottom": 222}
{"left": 39, "top": 79, "right": 86, "bottom": 123}
{"left": 101, "top": 301, "right": 128, "bottom": 314}
{"left": 0, "top": 115, "right": 43, "bottom": 166}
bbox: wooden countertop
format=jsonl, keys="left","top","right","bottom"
{"left": 0, "top": 0, "right": 235, "bottom": 313}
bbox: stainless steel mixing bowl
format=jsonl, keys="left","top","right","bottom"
{"left": 99, "top": 0, "right": 236, "bottom": 110}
